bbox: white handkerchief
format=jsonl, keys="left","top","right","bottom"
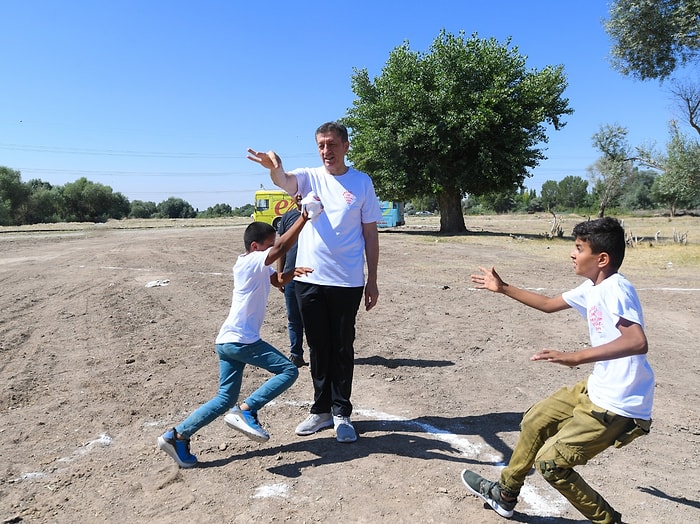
{"left": 300, "top": 192, "right": 324, "bottom": 221}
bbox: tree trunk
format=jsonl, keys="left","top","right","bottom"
{"left": 437, "top": 190, "right": 467, "bottom": 234}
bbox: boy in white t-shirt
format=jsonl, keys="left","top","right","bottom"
{"left": 158, "top": 211, "right": 313, "bottom": 468}
{"left": 462, "top": 217, "right": 654, "bottom": 524}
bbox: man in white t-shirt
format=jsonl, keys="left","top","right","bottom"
{"left": 462, "top": 217, "right": 654, "bottom": 524}
{"left": 247, "top": 121, "right": 382, "bottom": 443}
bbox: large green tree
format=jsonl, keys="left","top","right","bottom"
{"left": 343, "top": 30, "right": 573, "bottom": 233}
{"left": 605, "top": 0, "right": 700, "bottom": 81}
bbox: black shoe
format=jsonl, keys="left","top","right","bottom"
{"left": 461, "top": 469, "right": 516, "bottom": 518}
{"left": 289, "top": 354, "right": 308, "bottom": 368}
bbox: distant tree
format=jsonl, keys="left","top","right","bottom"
{"left": 109, "top": 192, "right": 131, "bottom": 220}
{"left": 409, "top": 195, "right": 439, "bottom": 214}
{"left": 0, "top": 166, "right": 30, "bottom": 225}
{"left": 157, "top": 197, "right": 196, "bottom": 219}
{"left": 540, "top": 180, "right": 559, "bottom": 211}
{"left": 604, "top": 0, "right": 700, "bottom": 81}
{"left": 344, "top": 30, "right": 573, "bottom": 233}
{"left": 669, "top": 78, "right": 700, "bottom": 136}
{"left": 200, "top": 203, "right": 233, "bottom": 218}
{"left": 25, "top": 184, "right": 64, "bottom": 224}
{"left": 589, "top": 124, "right": 634, "bottom": 217}
{"left": 651, "top": 124, "right": 700, "bottom": 215}
{"left": 619, "top": 169, "right": 658, "bottom": 210}
{"left": 557, "top": 175, "right": 590, "bottom": 209}
{"left": 232, "top": 203, "right": 255, "bottom": 217}
{"left": 480, "top": 190, "right": 517, "bottom": 214}
{"left": 129, "top": 200, "right": 158, "bottom": 219}
{"left": 512, "top": 188, "right": 541, "bottom": 212}
{"left": 61, "top": 177, "right": 124, "bottom": 222}
{"left": 0, "top": 198, "right": 10, "bottom": 226}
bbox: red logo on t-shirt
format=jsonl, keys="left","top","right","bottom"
{"left": 342, "top": 190, "right": 356, "bottom": 205}
{"left": 589, "top": 305, "right": 603, "bottom": 333}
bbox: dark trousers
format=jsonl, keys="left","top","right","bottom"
{"left": 295, "top": 281, "right": 363, "bottom": 417}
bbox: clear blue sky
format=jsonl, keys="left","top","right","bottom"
{"left": 0, "top": 1, "right": 685, "bottom": 210}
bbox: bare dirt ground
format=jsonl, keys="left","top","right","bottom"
{"left": 1, "top": 214, "right": 699, "bottom": 524}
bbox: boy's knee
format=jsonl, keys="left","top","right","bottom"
{"left": 537, "top": 459, "right": 569, "bottom": 483}
{"left": 535, "top": 441, "right": 581, "bottom": 483}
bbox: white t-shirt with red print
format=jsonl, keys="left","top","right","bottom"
{"left": 291, "top": 166, "right": 382, "bottom": 288}
{"left": 562, "top": 273, "right": 654, "bottom": 419}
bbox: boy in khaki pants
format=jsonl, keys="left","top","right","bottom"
{"left": 462, "top": 217, "right": 653, "bottom": 524}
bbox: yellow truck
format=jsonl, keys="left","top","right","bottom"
{"left": 253, "top": 189, "right": 404, "bottom": 230}
{"left": 253, "top": 190, "right": 297, "bottom": 229}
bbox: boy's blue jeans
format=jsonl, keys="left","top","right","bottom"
{"left": 500, "top": 379, "right": 648, "bottom": 524}
{"left": 176, "top": 340, "right": 298, "bottom": 438}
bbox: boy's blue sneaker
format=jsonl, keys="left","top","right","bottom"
{"left": 461, "top": 469, "right": 516, "bottom": 518}
{"left": 157, "top": 428, "right": 197, "bottom": 468}
{"left": 224, "top": 406, "right": 270, "bottom": 442}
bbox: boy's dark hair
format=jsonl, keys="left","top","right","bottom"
{"left": 244, "top": 222, "right": 276, "bottom": 252}
{"left": 316, "top": 121, "right": 349, "bottom": 143}
{"left": 572, "top": 217, "right": 626, "bottom": 270}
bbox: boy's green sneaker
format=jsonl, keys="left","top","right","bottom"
{"left": 461, "top": 469, "right": 516, "bottom": 518}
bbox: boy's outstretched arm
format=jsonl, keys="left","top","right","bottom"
{"left": 531, "top": 318, "right": 648, "bottom": 367}
{"left": 471, "top": 266, "right": 569, "bottom": 313}
{"left": 265, "top": 208, "right": 310, "bottom": 266}
{"left": 277, "top": 266, "right": 314, "bottom": 287}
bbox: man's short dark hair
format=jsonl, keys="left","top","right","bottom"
{"left": 244, "top": 222, "right": 276, "bottom": 251}
{"left": 316, "top": 121, "right": 348, "bottom": 142}
{"left": 572, "top": 217, "right": 626, "bottom": 271}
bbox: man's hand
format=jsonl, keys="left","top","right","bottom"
{"left": 364, "top": 281, "right": 379, "bottom": 311}
{"left": 246, "top": 149, "right": 281, "bottom": 170}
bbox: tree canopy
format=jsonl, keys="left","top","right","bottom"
{"left": 651, "top": 123, "right": 700, "bottom": 215}
{"left": 589, "top": 124, "right": 634, "bottom": 218}
{"left": 343, "top": 30, "right": 573, "bottom": 233}
{"left": 605, "top": 0, "right": 700, "bottom": 81}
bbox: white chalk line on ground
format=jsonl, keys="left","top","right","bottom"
{"left": 251, "top": 401, "right": 567, "bottom": 516}
{"left": 10, "top": 406, "right": 564, "bottom": 516}
{"left": 10, "top": 434, "right": 113, "bottom": 484}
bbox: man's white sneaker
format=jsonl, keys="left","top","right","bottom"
{"left": 333, "top": 415, "right": 357, "bottom": 443}
{"left": 295, "top": 413, "right": 333, "bottom": 435}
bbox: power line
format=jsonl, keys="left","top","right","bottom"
{"left": 0, "top": 142, "right": 316, "bottom": 160}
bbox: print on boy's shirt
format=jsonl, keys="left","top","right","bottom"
{"left": 342, "top": 190, "right": 356, "bottom": 206}
{"left": 589, "top": 305, "right": 604, "bottom": 333}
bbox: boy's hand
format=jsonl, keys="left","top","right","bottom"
{"left": 471, "top": 266, "right": 506, "bottom": 292}
{"left": 531, "top": 348, "right": 577, "bottom": 367}
{"left": 247, "top": 148, "right": 281, "bottom": 170}
{"left": 293, "top": 267, "right": 314, "bottom": 277}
